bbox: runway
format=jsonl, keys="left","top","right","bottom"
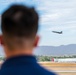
{"left": 39, "top": 62, "right": 76, "bottom": 75}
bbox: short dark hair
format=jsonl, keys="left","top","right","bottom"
{"left": 2, "top": 5, "right": 39, "bottom": 38}
{"left": 1, "top": 5, "right": 39, "bottom": 49}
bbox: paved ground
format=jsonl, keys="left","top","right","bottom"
{"left": 39, "top": 62, "right": 76, "bottom": 75}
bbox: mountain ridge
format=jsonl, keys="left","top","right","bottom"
{"left": 34, "top": 44, "right": 76, "bottom": 56}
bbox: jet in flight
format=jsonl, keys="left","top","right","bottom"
{"left": 52, "top": 31, "right": 63, "bottom": 34}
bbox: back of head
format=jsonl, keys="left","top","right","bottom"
{"left": 1, "top": 5, "right": 39, "bottom": 50}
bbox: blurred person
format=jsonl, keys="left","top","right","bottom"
{"left": 0, "top": 4, "right": 56, "bottom": 75}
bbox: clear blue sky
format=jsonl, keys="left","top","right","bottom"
{"left": 0, "top": 0, "right": 76, "bottom": 46}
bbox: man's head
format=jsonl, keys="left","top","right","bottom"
{"left": 1, "top": 5, "right": 39, "bottom": 57}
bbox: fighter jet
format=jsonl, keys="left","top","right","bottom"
{"left": 52, "top": 31, "right": 63, "bottom": 34}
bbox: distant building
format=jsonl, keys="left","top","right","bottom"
{"left": 52, "top": 58, "right": 76, "bottom": 63}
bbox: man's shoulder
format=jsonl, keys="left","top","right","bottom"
{"left": 41, "top": 68, "right": 56, "bottom": 75}
{"left": 36, "top": 64, "right": 57, "bottom": 75}
{"left": 0, "top": 62, "right": 57, "bottom": 75}
{"left": 0, "top": 65, "right": 57, "bottom": 75}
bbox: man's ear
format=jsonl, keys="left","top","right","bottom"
{"left": 34, "top": 36, "right": 40, "bottom": 47}
{"left": 0, "top": 35, "right": 1, "bottom": 45}
{"left": 0, "top": 35, "right": 4, "bottom": 45}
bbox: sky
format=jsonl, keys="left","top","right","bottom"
{"left": 0, "top": 0, "right": 76, "bottom": 46}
